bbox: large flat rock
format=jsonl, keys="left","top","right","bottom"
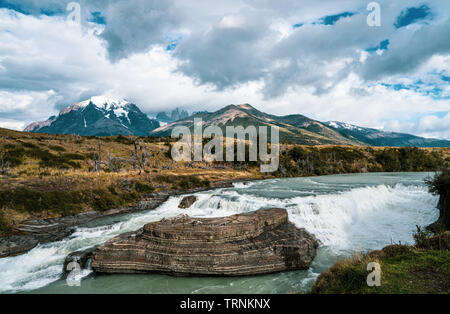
{"left": 91, "top": 208, "right": 318, "bottom": 276}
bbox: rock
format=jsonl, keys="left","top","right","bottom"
{"left": 62, "top": 246, "right": 98, "bottom": 277}
{"left": 91, "top": 208, "right": 318, "bottom": 276}
{"left": 0, "top": 235, "right": 39, "bottom": 258}
{"left": 178, "top": 195, "right": 197, "bottom": 209}
{"left": 428, "top": 191, "right": 450, "bottom": 233}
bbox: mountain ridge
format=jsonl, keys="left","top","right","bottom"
{"left": 24, "top": 99, "right": 450, "bottom": 147}
{"left": 324, "top": 121, "right": 450, "bottom": 148}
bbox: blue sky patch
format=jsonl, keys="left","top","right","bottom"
{"left": 381, "top": 78, "right": 450, "bottom": 100}
{"left": 0, "top": 0, "right": 29, "bottom": 14}
{"left": 292, "top": 23, "right": 304, "bottom": 29}
{"left": 90, "top": 11, "right": 106, "bottom": 25}
{"left": 367, "top": 39, "right": 390, "bottom": 52}
{"left": 166, "top": 37, "right": 182, "bottom": 51}
{"left": 394, "top": 5, "right": 432, "bottom": 28}
{"left": 319, "top": 12, "right": 355, "bottom": 25}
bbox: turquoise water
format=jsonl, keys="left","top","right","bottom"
{"left": 0, "top": 172, "right": 439, "bottom": 294}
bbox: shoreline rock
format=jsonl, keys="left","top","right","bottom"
{"left": 62, "top": 246, "right": 98, "bottom": 277}
{"left": 178, "top": 195, "right": 197, "bottom": 209}
{"left": 91, "top": 208, "right": 318, "bottom": 276}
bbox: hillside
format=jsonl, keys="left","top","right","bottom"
{"left": 152, "top": 104, "right": 360, "bottom": 146}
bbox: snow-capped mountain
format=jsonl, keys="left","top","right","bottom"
{"left": 24, "top": 96, "right": 160, "bottom": 136}
{"left": 325, "top": 121, "right": 450, "bottom": 147}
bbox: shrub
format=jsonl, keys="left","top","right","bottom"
{"left": 176, "top": 176, "right": 210, "bottom": 190}
{"left": 134, "top": 182, "right": 155, "bottom": 193}
{"left": 426, "top": 168, "right": 450, "bottom": 196}
{"left": 49, "top": 145, "right": 66, "bottom": 152}
{"left": 413, "top": 225, "right": 434, "bottom": 249}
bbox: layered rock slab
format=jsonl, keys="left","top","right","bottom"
{"left": 91, "top": 208, "right": 318, "bottom": 276}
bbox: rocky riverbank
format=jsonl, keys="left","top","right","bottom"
{"left": 0, "top": 181, "right": 238, "bottom": 258}
{"left": 89, "top": 208, "right": 318, "bottom": 276}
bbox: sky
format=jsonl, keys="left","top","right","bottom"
{"left": 0, "top": 0, "right": 449, "bottom": 139}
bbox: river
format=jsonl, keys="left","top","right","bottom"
{"left": 0, "top": 172, "right": 439, "bottom": 294}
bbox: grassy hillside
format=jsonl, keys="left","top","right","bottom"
{"left": 0, "top": 127, "right": 449, "bottom": 237}
{"left": 310, "top": 232, "right": 450, "bottom": 294}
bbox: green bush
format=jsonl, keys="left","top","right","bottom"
{"left": 134, "top": 182, "right": 155, "bottom": 193}
{"left": 0, "top": 212, "right": 12, "bottom": 236}
{"left": 49, "top": 145, "right": 66, "bottom": 152}
{"left": 426, "top": 168, "right": 450, "bottom": 196}
{"left": 176, "top": 176, "right": 211, "bottom": 189}
{"left": 0, "top": 187, "right": 147, "bottom": 215}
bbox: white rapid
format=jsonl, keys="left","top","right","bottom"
{"left": 0, "top": 173, "right": 439, "bottom": 294}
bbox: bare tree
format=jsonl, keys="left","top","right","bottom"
{"left": 130, "top": 141, "right": 151, "bottom": 175}
{"left": 90, "top": 142, "right": 103, "bottom": 172}
{"left": 0, "top": 149, "right": 10, "bottom": 176}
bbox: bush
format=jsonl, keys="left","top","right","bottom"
{"left": 426, "top": 168, "right": 450, "bottom": 196}
{"left": 134, "top": 182, "right": 155, "bottom": 193}
{"left": 49, "top": 145, "right": 66, "bottom": 152}
{"left": 114, "top": 134, "right": 134, "bottom": 145}
{"left": 0, "top": 187, "right": 147, "bottom": 215}
{"left": 0, "top": 212, "right": 12, "bottom": 236}
{"left": 413, "top": 225, "right": 434, "bottom": 249}
{"left": 176, "top": 176, "right": 211, "bottom": 190}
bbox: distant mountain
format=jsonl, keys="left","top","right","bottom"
{"left": 324, "top": 121, "right": 450, "bottom": 147}
{"left": 24, "top": 96, "right": 160, "bottom": 136}
{"left": 155, "top": 108, "right": 189, "bottom": 124}
{"left": 151, "top": 104, "right": 360, "bottom": 145}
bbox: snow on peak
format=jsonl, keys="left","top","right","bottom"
{"left": 80, "top": 96, "right": 130, "bottom": 110}
{"left": 60, "top": 96, "right": 130, "bottom": 115}
{"left": 327, "top": 121, "right": 363, "bottom": 131}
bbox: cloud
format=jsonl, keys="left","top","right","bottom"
{"left": 360, "top": 17, "right": 450, "bottom": 81}
{"left": 384, "top": 112, "right": 450, "bottom": 139}
{"left": 0, "top": 0, "right": 449, "bottom": 139}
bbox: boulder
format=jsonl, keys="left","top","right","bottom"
{"left": 178, "top": 195, "right": 197, "bottom": 209}
{"left": 0, "top": 235, "right": 39, "bottom": 258}
{"left": 62, "top": 246, "right": 97, "bottom": 277}
{"left": 91, "top": 208, "right": 318, "bottom": 276}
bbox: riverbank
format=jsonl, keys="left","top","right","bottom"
{"left": 310, "top": 170, "right": 450, "bottom": 294}
{"left": 310, "top": 242, "right": 450, "bottom": 294}
{"left": 0, "top": 178, "right": 249, "bottom": 258}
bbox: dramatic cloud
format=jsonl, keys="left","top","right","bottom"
{"left": 0, "top": 0, "right": 449, "bottom": 139}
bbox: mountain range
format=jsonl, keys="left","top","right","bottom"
{"left": 24, "top": 97, "right": 450, "bottom": 147}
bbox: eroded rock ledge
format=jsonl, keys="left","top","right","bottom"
{"left": 91, "top": 208, "right": 318, "bottom": 276}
